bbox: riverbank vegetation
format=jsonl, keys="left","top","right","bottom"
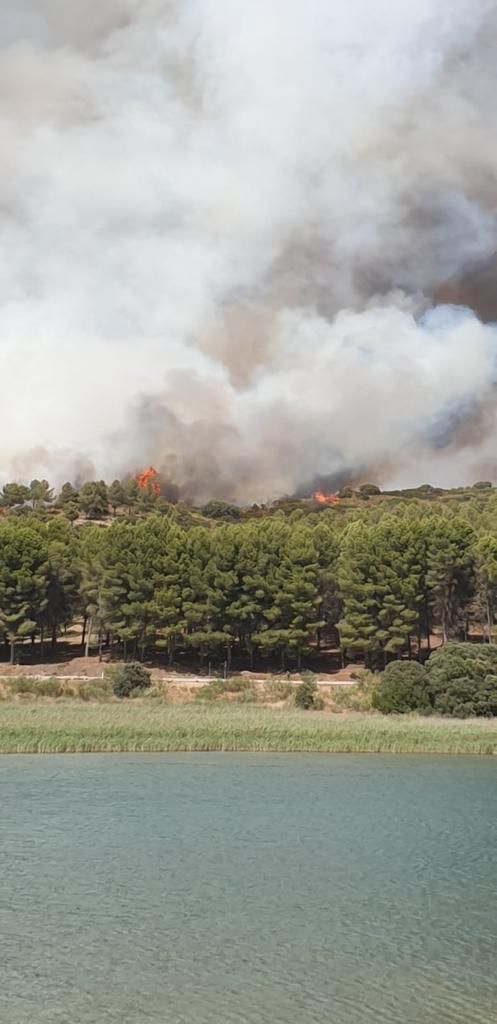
{"left": 0, "top": 702, "right": 496, "bottom": 755}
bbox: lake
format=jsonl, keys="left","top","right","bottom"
{"left": 1, "top": 754, "right": 496, "bottom": 1023}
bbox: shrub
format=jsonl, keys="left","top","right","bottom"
{"left": 35, "top": 678, "right": 64, "bottom": 698}
{"left": 78, "top": 679, "right": 113, "bottom": 702}
{"left": 359, "top": 483, "right": 381, "bottom": 495}
{"left": 473, "top": 481, "right": 493, "bottom": 490}
{"left": 195, "top": 682, "right": 224, "bottom": 701}
{"left": 295, "top": 677, "right": 318, "bottom": 710}
{"left": 332, "top": 670, "right": 378, "bottom": 712}
{"left": 110, "top": 662, "right": 152, "bottom": 699}
{"left": 426, "top": 644, "right": 497, "bottom": 717}
{"left": 7, "top": 677, "right": 35, "bottom": 695}
{"left": 6, "top": 676, "right": 64, "bottom": 698}
{"left": 220, "top": 676, "right": 254, "bottom": 693}
{"left": 434, "top": 677, "right": 497, "bottom": 718}
{"left": 372, "top": 661, "right": 431, "bottom": 714}
{"left": 426, "top": 643, "right": 497, "bottom": 691}
{"left": 201, "top": 500, "right": 241, "bottom": 521}
{"left": 261, "top": 680, "right": 293, "bottom": 703}
{"left": 195, "top": 677, "right": 256, "bottom": 702}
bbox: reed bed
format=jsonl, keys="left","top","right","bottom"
{"left": 0, "top": 703, "right": 496, "bottom": 754}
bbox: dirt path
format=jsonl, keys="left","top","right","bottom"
{"left": 0, "top": 655, "right": 361, "bottom": 687}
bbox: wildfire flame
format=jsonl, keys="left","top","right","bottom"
{"left": 136, "top": 466, "right": 161, "bottom": 495}
{"left": 313, "top": 490, "right": 340, "bottom": 505}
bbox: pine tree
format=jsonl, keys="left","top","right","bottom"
{"left": 474, "top": 535, "right": 497, "bottom": 642}
{"left": 427, "top": 517, "right": 476, "bottom": 643}
{"left": 108, "top": 480, "right": 127, "bottom": 515}
{"left": 29, "top": 479, "right": 54, "bottom": 512}
{"left": 0, "top": 523, "right": 48, "bottom": 663}
{"left": 79, "top": 481, "right": 109, "bottom": 520}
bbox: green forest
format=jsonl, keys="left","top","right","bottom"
{"left": 2, "top": 476, "right": 497, "bottom": 673}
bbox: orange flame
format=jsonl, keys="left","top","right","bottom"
{"left": 136, "top": 466, "right": 161, "bottom": 495}
{"left": 313, "top": 490, "right": 340, "bottom": 505}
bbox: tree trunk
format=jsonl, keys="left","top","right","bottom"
{"left": 81, "top": 616, "right": 87, "bottom": 650}
{"left": 10, "top": 639, "right": 15, "bottom": 666}
{"left": 85, "top": 617, "right": 93, "bottom": 658}
{"left": 245, "top": 636, "right": 255, "bottom": 670}
{"left": 168, "top": 638, "right": 174, "bottom": 665}
{"left": 487, "top": 597, "right": 493, "bottom": 644}
{"left": 424, "top": 594, "right": 432, "bottom": 652}
{"left": 40, "top": 626, "right": 45, "bottom": 661}
{"left": 123, "top": 638, "right": 127, "bottom": 660}
{"left": 51, "top": 627, "right": 57, "bottom": 652}
{"left": 98, "top": 632, "right": 103, "bottom": 662}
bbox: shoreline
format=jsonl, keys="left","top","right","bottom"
{"left": 0, "top": 703, "right": 496, "bottom": 756}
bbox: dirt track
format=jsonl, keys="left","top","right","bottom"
{"left": 0, "top": 655, "right": 360, "bottom": 687}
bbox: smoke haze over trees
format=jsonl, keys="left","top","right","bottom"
{"left": 2, "top": 3, "right": 497, "bottom": 499}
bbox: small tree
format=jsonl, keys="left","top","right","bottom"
{"left": 109, "top": 480, "right": 127, "bottom": 515}
{"left": 110, "top": 662, "right": 152, "bottom": 699}
{"left": 295, "top": 676, "right": 318, "bottom": 709}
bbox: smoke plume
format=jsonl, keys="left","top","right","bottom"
{"left": 2, "top": 1, "right": 497, "bottom": 501}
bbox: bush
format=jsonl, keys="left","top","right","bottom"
{"left": 434, "top": 677, "right": 497, "bottom": 718}
{"left": 332, "top": 670, "right": 378, "bottom": 712}
{"left": 201, "top": 500, "right": 241, "bottom": 521}
{"left": 426, "top": 643, "right": 497, "bottom": 690}
{"left": 373, "top": 645, "right": 497, "bottom": 717}
{"left": 372, "top": 661, "right": 431, "bottom": 714}
{"left": 78, "top": 679, "right": 113, "bottom": 702}
{"left": 426, "top": 644, "right": 497, "bottom": 716}
{"left": 359, "top": 483, "right": 381, "bottom": 495}
{"left": 195, "top": 677, "right": 256, "bottom": 702}
{"left": 473, "top": 481, "right": 493, "bottom": 490}
{"left": 6, "top": 676, "right": 64, "bottom": 698}
{"left": 261, "top": 680, "right": 293, "bottom": 703}
{"left": 295, "top": 677, "right": 318, "bottom": 710}
{"left": 110, "top": 662, "right": 152, "bottom": 699}
{"left": 195, "top": 682, "right": 224, "bottom": 701}
{"left": 6, "top": 677, "right": 36, "bottom": 695}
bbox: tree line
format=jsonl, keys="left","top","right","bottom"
{"left": 2, "top": 509, "right": 497, "bottom": 669}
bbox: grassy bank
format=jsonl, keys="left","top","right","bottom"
{"left": 0, "top": 703, "right": 496, "bottom": 754}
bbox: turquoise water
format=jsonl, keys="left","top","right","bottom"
{"left": 1, "top": 754, "right": 496, "bottom": 1023}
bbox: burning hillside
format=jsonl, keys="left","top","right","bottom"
{"left": 313, "top": 491, "right": 340, "bottom": 506}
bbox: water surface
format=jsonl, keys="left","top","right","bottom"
{"left": 1, "top": 754, "right": 496, "bottom": 1023}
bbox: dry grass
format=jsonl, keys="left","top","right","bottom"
{"left": 0, "top": 702, "right": 496, "bottom": 755}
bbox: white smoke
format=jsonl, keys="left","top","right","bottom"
{"left": 1, "top": 0, "right": 497, "bottom": 499}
